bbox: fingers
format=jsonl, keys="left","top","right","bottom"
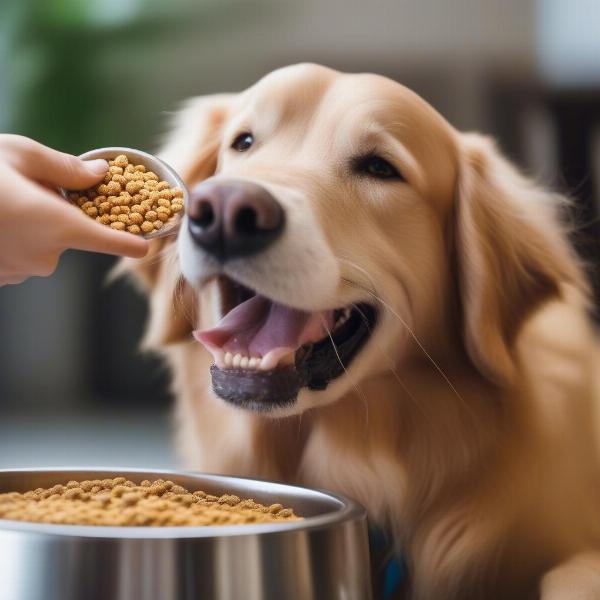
{"left": 0, "top": 135, "right": 108, "bottom": 190}
{"left": 61, "top": 206, "right": 150, "bottom": 258}
{"left": 13, "top": 173, "right": 150, "bottom": 259}
{"left": 0, "top": 136, "right": 150, "bottom": 262}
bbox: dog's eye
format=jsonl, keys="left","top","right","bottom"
{"left": 231, "top": 132, "right": 254, "bottom": 152}
{"left": 353, "top": 155, "right": 402, "bottom": 180}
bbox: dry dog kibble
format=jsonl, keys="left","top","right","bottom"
{"left": 0, "top": 478, "right": 301, "bottom": 527}
{"left": 67, "top": 154, "right": 182, "bottom": 236}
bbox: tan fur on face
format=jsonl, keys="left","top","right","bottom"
{"left": 124, "top": 64, "right": 600, "bottom": 599}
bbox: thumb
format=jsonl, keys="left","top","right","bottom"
{"left": 11, "top": 137, "right": 108, "bottom": 189}
{"left": 55, "top": 157, "right": 109, "bottom": 190}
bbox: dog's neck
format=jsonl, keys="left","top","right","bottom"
{"left": 297, "top": 356, "right": 506, "bottom": 525}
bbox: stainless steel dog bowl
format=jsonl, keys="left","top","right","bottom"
{"left": 0, "top": 468, "right": 371, "bottom": 600}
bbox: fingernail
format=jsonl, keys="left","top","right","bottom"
{"left": 85, "top": 159, "right": 109, "bottom": 175}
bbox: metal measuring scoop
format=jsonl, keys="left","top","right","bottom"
{"left": 60, "top": 146, "right": 189, "bottom": 240}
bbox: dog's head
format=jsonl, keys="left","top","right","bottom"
{"left": 130, "top": 63, "right": 584, "bottom": 417}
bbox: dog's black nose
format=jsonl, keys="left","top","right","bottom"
{"left": 187, "top": 180, "right": 284, "bottom": 261}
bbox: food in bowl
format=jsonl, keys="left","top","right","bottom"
{"left": 0, "top": 477, "right": 300, "bottom": 526}
{"left": 67, "top": 154, "right": 184, "bottom": 235}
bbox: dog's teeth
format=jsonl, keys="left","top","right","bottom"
{"left": 214, "top": 351, "right": 226, "bottom": 369}
{"left": 279, "top": 353, "right": 294, "bottom": 366}
{"left": 333, "top": 307, "right": 352, "bottom": 331}
{"left": 220, "top": 351, "right": 295, "bottom": 371}
{"left": 259, "top": 353, "right": 279, "bottom": 371}
{"left": 334, "top": 315, "right": 348, "bottom": 330}
{"left": 258, "top": 350, "right": 295, "bottom": 371}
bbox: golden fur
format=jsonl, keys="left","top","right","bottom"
{"left": 122, "top": 64, "right": 600, "bottom": 599}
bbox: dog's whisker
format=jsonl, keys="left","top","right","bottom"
{"left": 352, "top": 302, "right": 426, "bottom": 419}
{"left": 319, "top": 315, "right": 370, "bottom": 434}
{"left": 338, "top": 257, "right": 475, "bottom": 421}
{"left": 368, "top": 291, "right": 475, "bottom": 420}
{"left": 296, "top": 410, "right": 303, "bottom": 444}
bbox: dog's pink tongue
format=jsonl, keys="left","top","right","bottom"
{"left": 193, "top": 295, "right": 332, "bottom": 366}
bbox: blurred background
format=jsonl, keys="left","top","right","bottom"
{"left": 0, "top": 0, "right": 599, "bottom": 468}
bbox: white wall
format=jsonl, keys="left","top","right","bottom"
{"left": 271, "top": 0, "right": 536, "bottom": 67}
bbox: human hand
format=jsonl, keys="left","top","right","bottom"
{"left": 0, "top": 135, "right": 149, "bottom": 285}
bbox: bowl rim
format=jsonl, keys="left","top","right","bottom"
{"left": 60, "top": 146, "right": 187, "bottom": 240}
{"left": 0, "top": 467, "right": 367, "bottom": 539}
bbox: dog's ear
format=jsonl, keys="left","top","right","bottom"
{"left": 454, "top": 133, "right": 586, "bottom": 385}
{"left": 115, "top": 94, "right": 236, "bottom": 348}
{"left": 158, "top": 93, "right": 237, "bottom": 184}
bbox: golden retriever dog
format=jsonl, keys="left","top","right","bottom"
{"left": 123, "top": 64, "right": 600, "bottom": 599}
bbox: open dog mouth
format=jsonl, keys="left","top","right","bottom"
{"left": 192, "top": 276, "right": 377, "bottom": 412}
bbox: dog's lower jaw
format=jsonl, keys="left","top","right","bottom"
{"left": 205, "top": 303, "right": 378, "bottom": 413}
{"left": 210, "top": 364, "right": 302, "bottom": 412}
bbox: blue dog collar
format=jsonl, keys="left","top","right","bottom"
{"left": 368, "top": 526, "right": 406, "bottom": 599}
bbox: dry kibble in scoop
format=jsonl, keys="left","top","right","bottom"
{"left": 68, "top": 154, "right": 184, "bottom": 236}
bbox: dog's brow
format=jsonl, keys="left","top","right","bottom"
{"left": 374, "top": 130, "right": 423, "bottom": 188}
